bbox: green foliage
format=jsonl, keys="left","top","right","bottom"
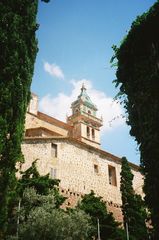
{"left": 120, "top": 157, "right": 134, "bottom": 225}
{"left": 18, "top": 160, "right": 66, "bottom": 208}
{"left": 7, "top": 188, "right": 92, "bottom": 240}
{"left": 0, "top": 1, "right": 49, "bottom": 237}
{"left": 120, "top": 157, "right": 148, "bottom": 240}
{"left": 112, "top": 1, "right": 159, "bottom": 238}
{"left": 7, "top": 161, "right": 66, "bottom": 236}
{"left": 0, "top": 0, "right": 38, "bottom": 235}
{"left": 79, "top": 190, "right": 121, "bottom": 240}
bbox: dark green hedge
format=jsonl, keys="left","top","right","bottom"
{"left": 113, "top": 1, "right": 159, "bottom": 238}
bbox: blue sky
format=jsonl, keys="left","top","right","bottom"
{"left": 31, "top": 0, "right": 156, "bottom": 165}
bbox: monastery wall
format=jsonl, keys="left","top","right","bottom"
{"left": 21, "top": 139, "right": 53, "bottom": 176}
{"left": 21, "top": 137, "right": 143, "bottom": 222}
{"left": 57, "top": 139, "right": 121, "bottom": 204}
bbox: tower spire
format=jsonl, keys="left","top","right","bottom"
{"left": 81, "top": 83, "right": 86, "bottom": 92}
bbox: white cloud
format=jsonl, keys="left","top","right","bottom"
{"left": 44, "top": 62, "right": 64, "bottom": 79}
{"left": 39, "top": 79, "right": 125, "bottom": 133}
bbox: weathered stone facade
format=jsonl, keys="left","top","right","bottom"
{"left": 22, "top": 136, "right": 143, "bottom": 222}
{"left": 22, "top": 89, "right": 144, "bottom": 222}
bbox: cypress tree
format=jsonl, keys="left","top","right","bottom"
{"left": 120, "top": 157, "right": 147, "bottom": 240}
{"left": 0, "top": 1, "right": 49, "bottom": 237}
{"left": 79, "top": 190, "right": 121, "bottom": 240}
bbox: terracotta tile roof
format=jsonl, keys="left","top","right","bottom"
{"left": 37, "top": 112, "right": 72, "bottom": 130}
{"left": 27, "top": 110, "right": 73, "bottom": 131}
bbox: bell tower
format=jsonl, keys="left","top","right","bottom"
{"left": 67, "top": 84, "right": 103, "bottom": 148}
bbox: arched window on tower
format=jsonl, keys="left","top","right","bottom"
{"left": 92, "top": 128, "right": 95, "bottom": 140}
{"left": 87, "top": 126, "right": 90, "bottom": 138}
{"left": 75, "top": 108, "right": 79, "bottom": 114}
{"left": 88, "top": 110, "right": 91, "bottom": 115}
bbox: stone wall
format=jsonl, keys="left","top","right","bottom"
{"left": 57, "top": 139, "right": 122, "bottom": 205}
{"left": 21, "top": 137, "right": 143, "bottom": 222}
{"left": 21, "top": 140, "right": 53, "bottom": 176}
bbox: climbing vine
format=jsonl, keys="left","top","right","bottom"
{"left": 112, "top": 1, "right": 159, "bottom": 238}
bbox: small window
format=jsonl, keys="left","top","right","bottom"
{"left": 51, "top": 143, "right": 57, "bottom": 157}
{"left": 87, "top": 126, "right": 90, "bottom": 138}
{"left": 92, "top": 129, "right": 95, "bottom": 140}
{"left": 94, "top": 164, "right": 99, "bottom": 174}
{"left": 50, "top": 168, "right": 57, "bottom": 179}
{"left": 108, "top": 165, "right": 117, "bottom": 186}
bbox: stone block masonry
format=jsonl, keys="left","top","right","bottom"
{"left": 21, "top": 137, "right": 143, "bottom": 223}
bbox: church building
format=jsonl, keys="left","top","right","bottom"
{"left": 22, "top": 84, "right": 143, "bottom": 222}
